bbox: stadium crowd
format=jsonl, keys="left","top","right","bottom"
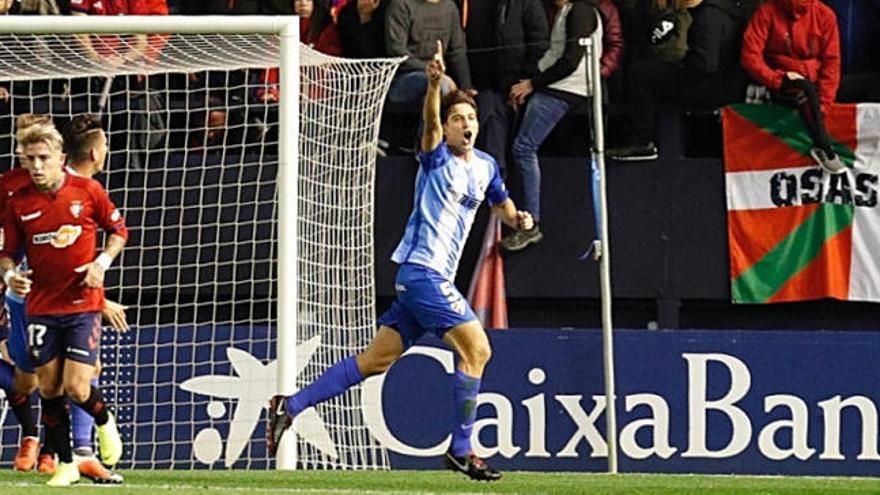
{"left": 0, "top": 0, "right": 876, "bottom": 253}
{"left": 0, "top": 2, "right": 877, "bottom": 254}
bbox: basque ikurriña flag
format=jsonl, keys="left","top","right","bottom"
{"left": 722, "top": 103, "right": 880, "bottom": 303}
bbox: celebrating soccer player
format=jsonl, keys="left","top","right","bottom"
{"left": 0, "top": 119, "right": 127, "bottom": 487}
{"left": 268, "top": 41, "right": 534, "bottom": 482}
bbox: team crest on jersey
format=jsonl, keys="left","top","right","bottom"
{"left": 69, "top": 201, "right": 83, "bottom": 218}
{"left": 33, "top": 225, "right": 83, "bottom": 249}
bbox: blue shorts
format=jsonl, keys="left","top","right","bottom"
{"left": 5, "top": 293, "right": 32, "bottom": 373}
{"left": 377, "top": 264, "right": 478, "bottom": 348}
{"left": 27, "top": 312, "right": 102, "bottom": 368}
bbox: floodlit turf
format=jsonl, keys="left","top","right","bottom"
{"left": 2, "top": 469, "right": 880, "bottom": 494}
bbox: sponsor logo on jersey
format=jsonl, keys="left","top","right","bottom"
{"left": 447, "top": 186, "right": 480, "bottom": 211}
{"left": 20, "top": 211, "right": 42, "bottom": 222}
{"left": 32, "top": 224, "right": 83, "bottom": 248}
{"left": 69, "top": 201, "right": 83, "bottom": 219}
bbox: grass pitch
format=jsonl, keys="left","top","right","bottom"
{"left": 1, "top": 469, "right": 880, "bottom": 494}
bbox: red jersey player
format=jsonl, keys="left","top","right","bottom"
{"left": 0, "top": 120, "right": 127, "bottom": 487}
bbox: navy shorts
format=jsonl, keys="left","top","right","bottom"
{"left": 28, "top": 312, "right": 102, "bottom": 368}
{"left": 377, "top": 264, "right": 478, "bottom": 348}
{"left": 5, "top": 293, "right": 32, "bottom": 373}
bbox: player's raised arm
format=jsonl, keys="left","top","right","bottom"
{"left": 421, "top": 40, "right": 445, "bottom": 153}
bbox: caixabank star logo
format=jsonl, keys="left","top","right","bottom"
{"left": 180, "top": 335, "right": 338, "bottom": 466}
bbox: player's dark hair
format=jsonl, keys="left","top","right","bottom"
{"left": 62, "top": 114, "right": 104, "bottom": 164}
{"left": 440, "top": 90, "right": 477, "bottom": 124}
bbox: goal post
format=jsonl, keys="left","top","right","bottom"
{"left": 0, "top": 16, "right": 402, "bottom": 470}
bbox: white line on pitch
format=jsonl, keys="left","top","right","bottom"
{"left": 0, "top": 481, "right": 493, "bottom": 495}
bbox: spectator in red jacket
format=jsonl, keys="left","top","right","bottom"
{"left": 598, "top": 0, "right": 624, "bottom": 79}
{"left": 740, "top": 0, "right": 845, "bottom": 174}
{"left": 71, "top": 0, "right": 169, "bottom": 65}
{"left": 256, "top": 0, "right": 343, "bottom": 103}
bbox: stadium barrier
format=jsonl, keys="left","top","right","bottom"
{"left": 4, "top": 326, "right": 876, "bottom": 475}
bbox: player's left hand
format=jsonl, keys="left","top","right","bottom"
{"left": 75, "top": 261, "right": 106, "bottom": 288}
{"left": 0, "top": 338, "right": 12, "bottom": 366}
{"left": 102, "top": 300, "right": 130, "bottom": 332}
{"left": 516, "top": 211, "right": 534, "bottom": 231}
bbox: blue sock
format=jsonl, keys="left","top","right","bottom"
{"left": 450, "top": 370, "right": 481, "bottom": 457}
{"left": 286, "top": 356, "right": 363, "bottom": 417}
{"left": 0, "top": 360, "right": 13, "bottom": 391}
{"left": 71, "top": 378, "right": 98, "bottom": 452}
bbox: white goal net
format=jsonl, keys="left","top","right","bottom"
{"left": 0, "top": 21, "right": 401, "bottom": 470}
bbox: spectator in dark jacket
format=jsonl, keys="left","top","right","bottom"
{"left": 607, "top": 0, "right": 749, "bottom": 162}
{"left": 338, "top": 0, "right": 388, "bottom": 58}
{"left": 464, "top": 0, "right": 548, "bottom": 172}
{"left": 500, "top": 0, "right": 599, "bottom": 252}
{"left": 740, "top": 0, "right": 845, "bottom": 174}
{"left": 232, "top": 0, "right": 293, "bottom": 13}
{"left": 385, "top": 0, "right": 472, "bottom": 103}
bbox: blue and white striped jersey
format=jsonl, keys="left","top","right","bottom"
{"left": 391, "top": 142, "right": 509, "bottom": 280}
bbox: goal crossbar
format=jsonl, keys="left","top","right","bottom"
{"left": 0, "top": 15, "right": 297, "bottom": 35}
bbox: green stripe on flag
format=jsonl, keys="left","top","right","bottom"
{"left": 731, "top": 104, "right": 855, "bottom": 167}
{"left": 732, "top": 203, "right": 854, "bottom": 303}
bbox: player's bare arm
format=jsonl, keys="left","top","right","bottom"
{"left": 492, "top": 199, "right": 534, "bottom": 232}
{"left": 422, "top": 40, "right": 445, "bottom": 153}
{"left": 0, "top": 256, "right": 31, "bottom": 296}
{"left": 75, "top": 232, "right": 126, "bottom": 288}
{"left": 102, "top": 299, "right": 130, "bottom": 332}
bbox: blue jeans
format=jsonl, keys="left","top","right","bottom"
{"left": 511, "top": 91, "right": 571, "bottom": 222}
{"left": 387, "top": 70, "right": 454, "bottom": 104}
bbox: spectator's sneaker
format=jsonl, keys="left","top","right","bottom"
{"left": 75, "top": 455, "right": 124, "bottom": 484}
{"left": 14, "top": 436, "right": 39, "bottom": 472}
{"left": 608, "top": 143, "right": 659, "bottom": 162}
{"left": 500, "top": 226, "right": 543, "bottom": 252}
{"left": 444, "top": 451, "right": 502, "bottom": 482}
{"left": 810, "top": 147, "right": 847, "bottom": 175}
{"left": 96, "top": 412, "right": 123, "bottom": 467}
{"left": 37, "top": 453, "right": 57, "bottom": 474}
{"left": 46, "top": 462, "right": 80, "bottom": 487}
{"left": 267, "top": 395, "right": 293, "bottom": 457}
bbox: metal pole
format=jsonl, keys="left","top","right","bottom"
{"left": 580, "top": 34, "right": 618, "bottom": 474}
{"left": 276, "top": 17, "right": 300, "bottom": 471}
